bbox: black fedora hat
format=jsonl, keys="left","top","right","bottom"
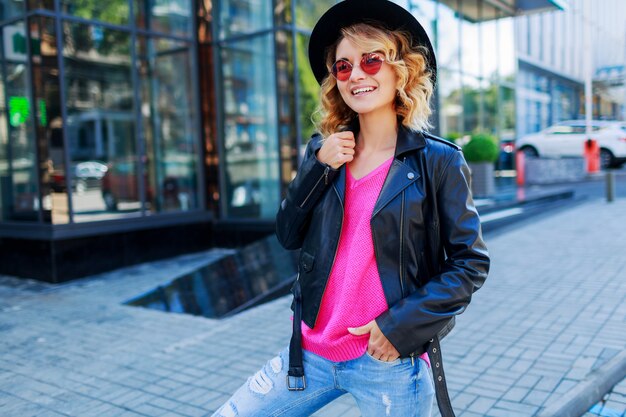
{"left": 308, "top": 0, "right": 436, "bottom": 86}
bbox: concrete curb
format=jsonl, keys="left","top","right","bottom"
{"left": 537, "top": 349, "right": 626, "bottom": 417}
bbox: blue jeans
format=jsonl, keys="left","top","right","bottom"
{"left": 210, "top": 347, "right": 435, "bottom": 417}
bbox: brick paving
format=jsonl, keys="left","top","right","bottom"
{"left": 1, "top": 198, "right": 625, "bottom": 417}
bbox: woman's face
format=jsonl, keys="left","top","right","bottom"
{"left": 334, "top": 37, "right": 398, "bottom": 117}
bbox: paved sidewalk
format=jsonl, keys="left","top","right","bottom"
{"left": 1, "top": 198, "right": 625, "bottom": 417}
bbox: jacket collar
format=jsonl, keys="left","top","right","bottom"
{"left": 331, "top": 119, "right": 424, "bottom": 209}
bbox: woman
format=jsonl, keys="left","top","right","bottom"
{"left": 211, "top": 1, "right": 489, "bottom": 416}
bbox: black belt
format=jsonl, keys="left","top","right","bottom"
{"left": 287, "top": 279, "right": 456, "bottom": 416}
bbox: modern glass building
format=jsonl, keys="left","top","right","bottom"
{"left": 515, "top": 0, "right": 626, "bottom": 138}
{"left": 0, "top": 0, "right": 564, "bottom": 282}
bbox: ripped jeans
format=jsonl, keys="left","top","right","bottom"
{"left": 210, "top": 346, "right": 435, "bottom": 417}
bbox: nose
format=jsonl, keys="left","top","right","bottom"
{"left": 349, "top": 63, "right": 367, "bottom": 81}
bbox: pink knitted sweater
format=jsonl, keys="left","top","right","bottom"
{"left": 301, "top": 157, "right": 394, "bottom": 361}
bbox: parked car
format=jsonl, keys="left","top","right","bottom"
{"left": 101, "top": 157, "right": 194, "bottom": 211}
{"left": 50, "top": 160, "right": 108, "bottom": 194}
{"left": 516, "top": 120, "right": 626, "bottom": 169}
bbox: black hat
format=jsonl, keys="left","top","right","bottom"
{"left": 308, "top": 0, "right": 436, "bottom": 86}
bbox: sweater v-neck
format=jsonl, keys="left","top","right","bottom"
{"left": 347, "top": 156, "right": 394, "bottom": 188}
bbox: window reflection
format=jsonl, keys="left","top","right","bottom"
{"left": 439, "top": 68, "right": 462, "bottom": 138}
{"left": 0, "top": 20, "right": 40, "bottom": 222}
{"left": 218, "top": 0, "right": 272, "bottom": 39}
{"left": 135, "top": 0, "right": 192, "bottom": 37}
{"left": 295, "top": 0, "right": 335, "bottom": 29}
{"left": 61, "top": 0, "right": 129, "bottom": 25}
{"left": 63, "top": 22, "right": 139, "bottom": 221}
{"left": 498, "top": 17, "right": 515, "bottom": 79}
{"left": 460, "top": 0, "right": 480, "bottom": 77}
{"left": 137, "top": 37, "right": 199, "bottom": 213}
{"left": 30, "top": 16, "right": 68, "bottom": 224}
{"left": 462, "top": 74, "right": 481, "bottom": 133}
{"left": 221, "top": 35, "right": 279, "bottom": 219}
{"left": 296, "top": 33, "right": 318, "bottom": 144}
{"left": 1, "top": 0, "right": 26, "bottom": 16}
{"left": 437, "top": 1, "right": 461, "bottom": 70}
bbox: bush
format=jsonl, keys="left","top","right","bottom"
{"left": 462, "top": 133, "right": 499, "bottom": 163}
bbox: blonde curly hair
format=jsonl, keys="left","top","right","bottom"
{"left": 313, "top": 23, "right": 434, "bottom": 138}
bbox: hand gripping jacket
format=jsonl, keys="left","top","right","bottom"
{"left": 276, "top": 123, "right": 490, "bottom": 417}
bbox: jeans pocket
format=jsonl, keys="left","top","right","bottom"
{"left": 365, "top": 351, "right": 402, "bottom": 365}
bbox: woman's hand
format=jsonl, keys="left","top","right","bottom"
{"left": 348, "top": 320, "right": 401, "bottom": 362}
{"left": 316, "top": 131, "right": 356, "bottom": 169}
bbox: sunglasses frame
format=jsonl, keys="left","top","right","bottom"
{"left": 330, "top": 52, "right": 386, "bottom": 82}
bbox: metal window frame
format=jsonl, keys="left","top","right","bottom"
{"left": 0, "top": 0, "right": 206, "bottom": 237}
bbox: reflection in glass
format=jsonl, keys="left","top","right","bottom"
{"left": 1, "top": 0, "right": 27, "bottom": 16}
{"left": 499, "top": 86, "right": 515, "bottom": 135}
{"left": 296, "top": 33, "right": 318, "bottom": 144}
{"left": 125, "top": 235, "right": 299, "bottom": 318}
{"left": 438, "top": 68, "right": 462, "bottom": 138}
{"left": 295, "top": 0, "right": 335, "bottom": 29}
{"left": 221, "top": 34, "right": 280, "bottom": 219}
{"left": 437, "top": 1, "right": 461, "bottom": 70}
{"left": 62, "top": 22, "right": 138, "bottom": 221}
{"left": 0, "top": 20, "right": 39, "bottom": 222}
{"left": 137, "top": 37, "right": 199, "bottom": 213}
{"left": 274, "top": 31, "right": 297, "bottom": 195}
{"left": 462, "top": 74, "right": 481, "bottom": 133}
{"left": 29, "top": 16, "right": 69, "bottom": 224}
{"left": 61, "top": 0, "right": 129, "bottom": 25}
{"left": 134, "top": 0, "right": 192, "bottom": 37}
{"left": 406, "top": 0, "right": 437, "bottom": 47}
{"left": 218, "top": 0, "right": 271, "bottom": 39}
{"left": 460, "top": 0, "right": 480, "bottom": 77}
{"left": 480, "top": 19, "right": 498, "bottom": 80}
{"left": 498, "top": 17, "right": 515, "bottom": 79}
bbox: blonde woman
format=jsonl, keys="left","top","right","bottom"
{"left": 211, "top": 1, "right": 489, "bottom": 416}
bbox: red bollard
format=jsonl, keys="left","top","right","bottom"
{"left": 584, "top": 139, "right": 600, "bottom": 173}
{"left": 516, "top": 150, "right": 525, "bottom": 186}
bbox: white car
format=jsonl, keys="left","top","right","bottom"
{"left": 516, "top": 120, "right": 626, "bottom": 169}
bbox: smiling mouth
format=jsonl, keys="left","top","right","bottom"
{"left": 351, "top": 87, "right": 376, "bottom": 96}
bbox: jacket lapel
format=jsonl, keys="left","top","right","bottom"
{"left": 330, "top": 121, "right": 426, "bottom": 211}
{"left": 372, "top": 125, "right": 426, "bottom": 216}
{"left": 372, "top": 159, "right": 420, "bottom": 217}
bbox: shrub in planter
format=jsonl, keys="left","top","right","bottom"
{"left": 462, "top": 134, "right": 499, "bottom": 197}
{"left": 462, "top": 134, "right": 499, "bottom": 163}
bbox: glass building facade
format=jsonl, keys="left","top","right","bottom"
{"left": 0, "top": 0, "right": 562, "bottom": 282}
{"left": 515, "top": 0, "right": 626, "bottom": 138}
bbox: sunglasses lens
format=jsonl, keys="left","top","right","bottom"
{"left": 361, "top": 53, "right": 383, "bottom": 75}
{"left": 332, "top": 60, "right": 352, "bottom": 81}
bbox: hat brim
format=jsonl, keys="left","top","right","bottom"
{"left": 308, "top": 0, "right": 437, "bottom": 86}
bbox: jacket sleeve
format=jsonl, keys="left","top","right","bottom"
{"left": 375, "top": 149, "right": 490, "bottom": 356}
{"left": 275, "top": 135, "right": 339, "bottom": 250}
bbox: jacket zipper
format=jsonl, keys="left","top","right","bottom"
{"left": 399, "top": 188, "right": 406, "bottom": 298}
{"left": 312, "top": 183, "right": 343, "bottom": 327}
{"left": 299, "top": 165, "right": 330, "bottom": 209}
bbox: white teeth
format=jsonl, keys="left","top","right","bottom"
{"left": 352, "top": 87, "right": 375, "bottom": 95}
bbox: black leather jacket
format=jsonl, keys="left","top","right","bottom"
{"left": 276, "top": 124, "right": 490, "bottom": 357}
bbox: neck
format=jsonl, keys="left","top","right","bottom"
{"left": 356, "top": 108, "right": 398, "bottom": 153}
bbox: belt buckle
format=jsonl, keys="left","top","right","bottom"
{"left": 286, "top": 375, "right": 306, "bottom": 391}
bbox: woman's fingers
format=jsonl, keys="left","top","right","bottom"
{"left": 317, "top": 132, "right": 356, "bottom": 168}
{"left": 367, "top": 321, "right": 401, "bottom": 361}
